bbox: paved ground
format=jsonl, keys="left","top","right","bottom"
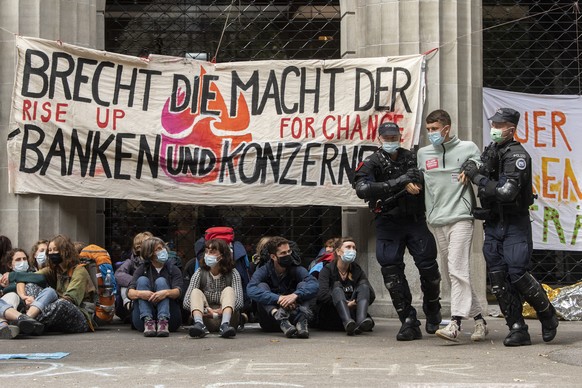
{"left": 0, "top": 316, "right": 581, "bottom": 387}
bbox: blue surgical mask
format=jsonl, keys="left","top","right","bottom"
{"left": 428, "top": 131, "right": 445, "bottom": 146}
{"left": 204, "top": 254, "right": 219, "bottom": 268}
{"left": 156, "top": 249, "right": 169, "bottom": 263}
{"left": 36, "top": 251, "right": 47, "bottom": 266}
{"left": 14, "top": 261, "right": 29, "bottom": 272}
{"left": 382, "top": 141, "right": 399, "bottom": 154}
{"left": 341, "top": 250, "right": 357, "bottom": 264}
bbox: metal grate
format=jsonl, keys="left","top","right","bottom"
{"left": 103, "top": 0, "right": 342, "bottom": 265}
{"left": 482, "top": 0, "right": 582, "bottom": 285}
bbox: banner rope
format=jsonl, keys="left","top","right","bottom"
{"left": 212, "top": 0, "right": 237, "bottom": 63}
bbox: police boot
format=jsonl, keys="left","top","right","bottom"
{"left": 513, "top": 272, "right": 559, "bottom": 342}
{"left": 396, "top": 311, "right": 422, "bottom": 341}
{"left": 354, "top": 298, "right": 374, "bottom": 334}
{"left": 382, "top": 265, "right": 421, "bottom": 341}
{"left": 503, "top": 321, "right": 531, "bottom": 347}
{"left": 419, "top": 263, "right": 442, "bottom": 334}
{"left": 331, "top": 286, "right": 356, "bottom": 335}
{"left": 489, "top": 271, "right": 528, "bottom": 345}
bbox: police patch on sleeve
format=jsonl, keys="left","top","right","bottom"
{"left": 515, "top": 158, "right": 527, "bottom": 170}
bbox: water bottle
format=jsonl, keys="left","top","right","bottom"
{"left": 103, "top": 269, "right": 113, "bottom": 297}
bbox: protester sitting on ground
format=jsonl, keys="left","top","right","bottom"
{"left": 128, "top": 237, "right": 183, "bottom": 337}
{"left": 30, "top": 240, "right": 49, "bottom": 270}
{"left": 0, "top": 249, "right": 55, "bottom": 315}
{"left": 308, "top": 237, "right": 339, "bottom": 279}
{"left": 247, "top": 236, "right": 318, "bottom": 339}
{"left": 315, "top": 237, "right": 375, "bottom": 335}
{"left": 115, "top": 231, "right": 153, "bottom": 322}
{"left": 249, "top": 236, "right": 272, "bottom": 277}
{"left": 184, "top": 238, "right": 244, "bottom": 339}
{"left": 0, "top": 293, "right": 44, "bottom": 338}
{"left": 29, "top": 234, "right": 95, "bottom": 333}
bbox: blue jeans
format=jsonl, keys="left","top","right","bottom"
{"left": 31, "top": 287, "right": 58, "bottom": 311}
{"left": 131, "top": 277, "right": 182, "bottom": 332}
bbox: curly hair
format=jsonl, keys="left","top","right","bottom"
{"left": 5, "top": 248, "right": 32, "bottom": 271}
{"left": 200, "top": 238, "right": 234, "bottom": 274}
{"left": 49, "top": 234, "right": 79, "bottom": 273}
{"left": 30, "top": 239, "right": 49, "bottom": 261}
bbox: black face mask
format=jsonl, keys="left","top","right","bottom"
{"left": 278, "top": 254, "right": 294, "bottom": 268}
{"left": 48, "top": 253, "right": 63, "bottom": 265}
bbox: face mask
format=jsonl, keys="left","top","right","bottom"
{"left": 48, "top": 253, "right": 63, "bottom": 265}
{"left": 278, "top": 254, "right": 294, "bottom": 268}
{"left": 14, "top": 261, "right": 29, "bottom": 272}
{"left": 156, "top": 249, "right": 169, "bottom": 263}
{"left": 428, "top": 131, "right": 445, "bottom": 146}
{"left": 204, "top": 254, "right": 219, "bottom": 268}
{"left": 382, "top": 141, "right": 399, "bottom": 154}
{"left": 490, "top": 127, "right": 505, "bottom": 143}
{"left": 36, "top": 251, "right": 47, "bottom": 266}
{"left": 341, "top": 250, "right": 357, "bottom": 264}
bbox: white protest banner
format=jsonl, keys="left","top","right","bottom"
{"left": 483, "top": 87, "right": 582, "bottom": 251}
{"left": 7, "top": 36, "right": 426, "bottom": 207}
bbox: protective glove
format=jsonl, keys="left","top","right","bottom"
{"left": 406, "top": 168, "right": 423, "bottom": 183}
{"left": 461, "top": 160, "right": 486, "bottom": 185}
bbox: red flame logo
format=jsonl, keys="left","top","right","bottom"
{"left": 160, "top": 67, "right": 251, "bottom": 183}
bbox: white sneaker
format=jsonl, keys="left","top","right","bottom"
{"left": 436, "top": 320, "right": 460, "bottom": 342}
{"left": 471, "top": 319, "right": 489, "bottom": 341}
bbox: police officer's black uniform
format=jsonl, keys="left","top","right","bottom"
{"left": 462, "top": 108, "right": 558, "bottom": 346}
{"left": 353, "top": 122, "right": 441, "bottom": 341}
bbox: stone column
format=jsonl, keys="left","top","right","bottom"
{"left": 340, "top": 0, "right": 487, "bottom": 318}
{"left": 0, "top": 0, "right": 106, "bottom": 250}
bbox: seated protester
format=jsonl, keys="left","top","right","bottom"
{"left": 308, "top": 238, "right": 339, "bottom": 279}
{"left": 33, "top": 234, "right": 96, "bottom": 333}
{"left": 249, "top": 236, "right": 272, "bottom": 277}
{"left": 184, "top": 238, "right": 244, "bottom": 339}
{"left": 114, "top": 231, "right": 153, "bottom": 321}
{"left": 247, "top": 236, "right": 318, "bottom": 339}
{"left": 0, "top": 292, "right": 44, "bottom": 338}
{"left": 315, "top": 237, "right": 375, "bottom": 335}
{"left": 30, "top": 240, "right": 49, "bottom": 270}
{"left": 128, "top": 237, "right": 183, "bottom": 337}
{"left": 1, "top": 249, "right": 57, "bottom": 326}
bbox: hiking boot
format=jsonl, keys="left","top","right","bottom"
{"left": 156, "top": 317, "right": 169, "bottom": 337}
{"left": 354, "top": 317, "right": 374, "bottom": 335}
{"left": 396, "top": 317, "right": 422, "bottom": 341}
{"left": 503, "top": 323, "right": 531, "bottom": 347}
{"left": 0, "top": 322, "right": 19, "bottom": 339}
{"left": 10, "top": 314, "right": 44, "bottom": 336}
{"left": 296, "top": 319, "right": 309, "bottom": 339}
{"left": 189, "top": 322, "right": 209, "bottom": 338}
{"left": 344, "top": 319, "right": 356, "bottom": 336}
{"left": 279, "top": 319, "right": 297, "bottom": 338}
{"left": 471, "top": 319, "right": 489, "bottom": 342}
{"left": 436, "top": 320, "right": 460, "bottom": 342}
{"left": 219, "top": 323, "right": 236, "bottom": 338}
{"left": 143, "top": 318, "right": 156, "bottom": 337}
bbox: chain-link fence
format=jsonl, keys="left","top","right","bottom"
{"left": 104, "top": 0, "right": 342, "bottom": 265}
{"left": 483, "top": 0, "right": 582, "bottom": 285}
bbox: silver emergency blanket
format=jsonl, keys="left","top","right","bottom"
{"left": 552, "top": 282, "right": 582, "bottom": 321}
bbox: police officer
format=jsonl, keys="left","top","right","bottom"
{"left": 461, "top": 107, "right": 558, "bottom": 346}
{"left": 353, "top": 122, "right": 441, "bottom": 341}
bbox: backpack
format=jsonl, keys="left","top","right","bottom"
{"left": 204, "top": 226, "right": 235, "bottom": 245}
{"left": 79, "top": 244, "right": 118, "bottom": 325}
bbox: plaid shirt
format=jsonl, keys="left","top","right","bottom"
{"left": 183, "top": 268, "right": 244, "bottom": 312}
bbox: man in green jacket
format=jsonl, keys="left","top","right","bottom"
{"left": 417, "top": 109, "right": 487, "bottom": 342}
